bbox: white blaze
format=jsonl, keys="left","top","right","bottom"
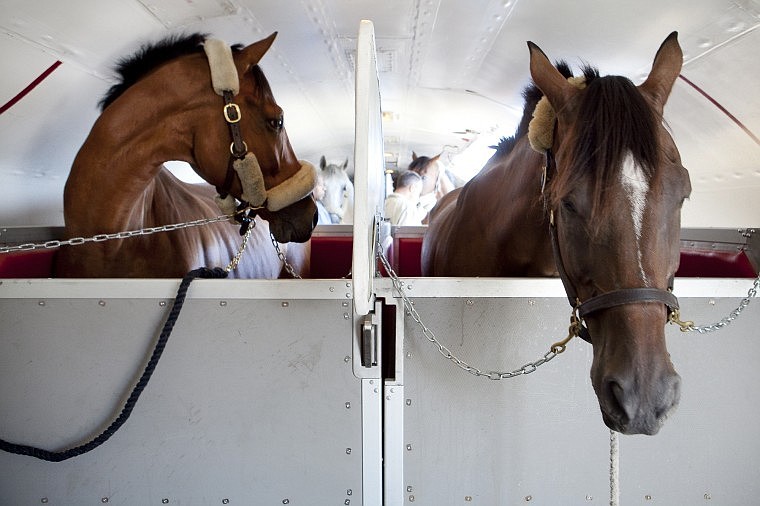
{"left": 621, "top": 153, "right": 650, "bottom": 284}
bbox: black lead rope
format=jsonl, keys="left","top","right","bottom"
{"left": 0, "top": 267, "right": 228, "bottom": 462}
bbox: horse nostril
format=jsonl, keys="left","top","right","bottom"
{"left": 605, "top": 378, "right": 632, "bottom": 425}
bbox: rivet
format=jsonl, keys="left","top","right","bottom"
{"left": 708, "top": 299, "right": 716, "bottom": 306}
{"left": 282, "top": 500, "right": 290, "bottom": 505}
{"left": 525, "top": 496, "right": 533, "bottom": 502}
{"left": 347, "top": 489, "right": 353, "bottom": 496}
{"left": 390, "top": 388, "right": 395, "bottom": 393}
{"left": 346, "top": 447, "right": 352, "bottom": 454}
{"left": 219, "top": 301, "right": 227, "bottom": 307}
{"left": 407, "top": 486, "right": 413, "bottom": 493}
{"left": 341, "top": 301, "right": 348, "bottom": 307}
{"left": 406, "top": 284, "right": 413, "bottom": 290}
{"left": 159, "top": 300, "right": 167, "bottom": 307}
{"left": 281, "top": 301, "right": 289, "bottom": 308}
{"left": 222, "top": 500, "right": 229, "bottom": 505}
{"left": 369, "top": 379, "right": 374, "bottom": 384}
{"left": 98, "top": 300, "right": 106, "bottom": 307}
{"left": 406, "top": 352, "right": 412, "bottom": 358}
{"left": 330, "top": 286, "right": 335, "bottom": 292}
{"left": 344, "top": 500, "right": 350, "bottom": 505}
{"left": 346, "top": 282, "right": 351, "bottom": 288}
{"left": 465, "top": 299, "right": 474, "bottom": 306}
{"left": 645, "top": 495, "right": 653, "bottom": 501}
{"left": 41, "top": 499, "right": 49, "bottom": 504}
{"left": 406, "top": 399, "right": 412, "bottom": 406}
{"left": 528, "top": 299, "right": 536, "bottom": 306}
{"left": 406, "top": 444, "right": 412, "bottom": 451}
{"left": 345, "top": 402, "right": 351, "bottom": 409}
{"left": 465, "top": 496, "right": 472, "bottom": 502}
{"left": 38, "top": 300, "right": 45, "bottom": 306}
{"left": 345, "top": 293, "right": 351, "bottom": 298}
{"left": 343, "top": 313, "right": 350, "bottom": 319}
{"left": 586, "top": 495, "right": 593, "bottom": 501}
{"left": 162, "top": 500, "right": 169, "bottom": 504}
{"left": 344, "top": 355, "right": 351, "bottom": 363}
{"left": 409, "top": 495, "right": 415, "bottom": 502}
{"left": 102, "top": 498, "right": 109, "bottom": 503}
{"left": 704, "top": 492, "right": 711, "bottom": 500}
{"left": 386, "top": 395, "right": 391, "bottom": 400}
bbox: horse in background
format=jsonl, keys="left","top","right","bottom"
{"left": 55, "top": 33, "right": 317, "bottom": 278}
{"left": 318, "top": 155, "right": 354, "bottom": 224}
{"left": 408, "top": 151, "right": 456, "bottom": 203}
{"left": 422, "top": 33, "right": 691, "bottom": 435}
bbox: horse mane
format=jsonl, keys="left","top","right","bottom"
{"left": 494, "top": 61, "right": 577, "bottom": 155}
{"left": 99, "top": 33, "right": 274, "bottom": 111}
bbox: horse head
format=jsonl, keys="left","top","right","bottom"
{"left": 319, "top": 156, "right": 353, "bottom": 224}
{"left": 193, "top": 34, "right": 317, "bottom": 243}
{"left": 528, "top": 33, "right": 692, "bottom": 434}
{"left": 408, "top": 152, "right": 443, "bottom": 197}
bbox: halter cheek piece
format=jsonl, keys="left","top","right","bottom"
{"left": 542, "top": 150, "right": 679, "bottom": 344}
{"left": 203, "top": 39, "right": 317, "bottom": 235}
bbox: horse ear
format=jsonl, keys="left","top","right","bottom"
{"left": 238, "top": 32, "right": 277, "bottom": 70}
{"left": 412, "top": 152, "right": 418, "bottom": 161}
{"left": 639, "top": 32, "right": 682, "bottom": 114}
{"left": 527, "top": 41, "right": 578, "bottom": 115}
{"left": 431, "top": 153, "right": 442, "bottom": 162}
{"left": 320, "top": 155, "right": 327, "bottom": 170}
{"left": 342, "top": 158, "right": 349, "bottom": 170}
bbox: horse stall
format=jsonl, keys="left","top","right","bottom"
{"left": 3, "top": 12, "right": 760, "bottom": 506}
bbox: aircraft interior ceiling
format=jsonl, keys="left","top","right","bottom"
{"left": 1, "top": 0, "right": 758, "bottom": 227}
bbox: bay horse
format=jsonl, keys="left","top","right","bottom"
{"left": 55, "top": 33, "right": 317, "bottom": 278}
{"left": 421, "top": 33, "right": 691, "bottom": 435}
{"left": 318, "top": 155, "right": 354, "bottom": 224}
{"left": 408, "top": 151, "right": 456, "bottom": 202}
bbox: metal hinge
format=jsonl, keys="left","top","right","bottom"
{"left": 360, "top": 314, "right": 378, "bottom": 368}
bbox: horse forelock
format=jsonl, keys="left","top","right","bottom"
{"left": 550, "top": 72, "right": 661, "bottom": 232}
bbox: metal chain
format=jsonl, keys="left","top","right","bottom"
{"left": 270, "top": 234, "right": 302, "bottom": 279}
{"left": 225, "top": 223, "right": 254, "bottom": 273}
{"left": 0, "top": 213, "right": 240, "bottom": 254}
{"left": 377, "top": 251, "right": 576, "bottom": 380}
{"left": 669, "top": 273, "right": 759, "bottom": 333}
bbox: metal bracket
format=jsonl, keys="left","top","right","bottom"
{"left": 361, "top": 314, "right": 378, "bottom": 368}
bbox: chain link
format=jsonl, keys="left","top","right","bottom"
{"left": 270, "top": 234, "right": 302, "bottom": 279}
{"left": 0, "top": 214, "right": 240, "bottom": 254}
{"left": 670, "top": 273, "right": 759, "bottom": 333}
{"left": 377, "top": 251, "right": 573, "bottom": 380}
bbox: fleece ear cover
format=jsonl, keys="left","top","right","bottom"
{"left": 528, "top": 75, "right": 586, "bottom": 153}
{"left": 203, "top": 38, "right": 239, "bottom": 96}
{"left": 266, "top": 160, "right": 318, "bottom": 212}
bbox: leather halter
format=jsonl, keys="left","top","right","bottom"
{"left": 217, "top": 90, "right": 256, "bottom": 234}
{"left": 542, "top": 149, "right": 679, "bottom": 344}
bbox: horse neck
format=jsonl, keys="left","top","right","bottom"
{"left": 465, "top": 139, "right": 556, "bottom": 275}
{"left": 64, "top": 64, "right": 209, "bottom": 235}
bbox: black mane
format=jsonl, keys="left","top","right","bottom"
{"left": 494, "top": 61, "right": 598, "bottom": 155}
{"left": 99, "top": 33, "right": 209, "bottom": 111}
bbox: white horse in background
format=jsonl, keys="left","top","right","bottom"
{"left": 318, "top": 156, "right": 354, "bottom": 224}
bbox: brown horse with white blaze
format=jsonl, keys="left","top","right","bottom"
{"left": 56, "top": 33, "right": 317, "bottom": 278}
{"left": 422, "top": 33, "right": 691, "bottom": 435}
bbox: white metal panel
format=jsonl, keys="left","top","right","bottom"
{"left": 0, "top": 282, "right": 364, "bottom": 504}
{"left": 383, "top": 281, "right": 760, "bottom": 504}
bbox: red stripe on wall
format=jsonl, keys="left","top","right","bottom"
{"left": 678, "top": 73, "right": 760, "bottom": 147}
{"left": 0, "top": 60, "right": 63, "bottom": 115}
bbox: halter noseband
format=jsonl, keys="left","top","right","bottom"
{"left": 542, "top": 149, "right": 679, "bottom": 344}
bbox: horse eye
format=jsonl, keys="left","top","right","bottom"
{"left": 561, "top": 199, "right": 577, "bottom": 214}
{"left": 268, "top": 117, "right": 284, "bottom": 131}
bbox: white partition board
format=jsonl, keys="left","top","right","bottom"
{"left": 352, "top": 19, "right": 386, "bottom": 317}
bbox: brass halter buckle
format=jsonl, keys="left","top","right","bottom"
{"left": 223, "top": 103, "right": 242, "bottom": 123}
